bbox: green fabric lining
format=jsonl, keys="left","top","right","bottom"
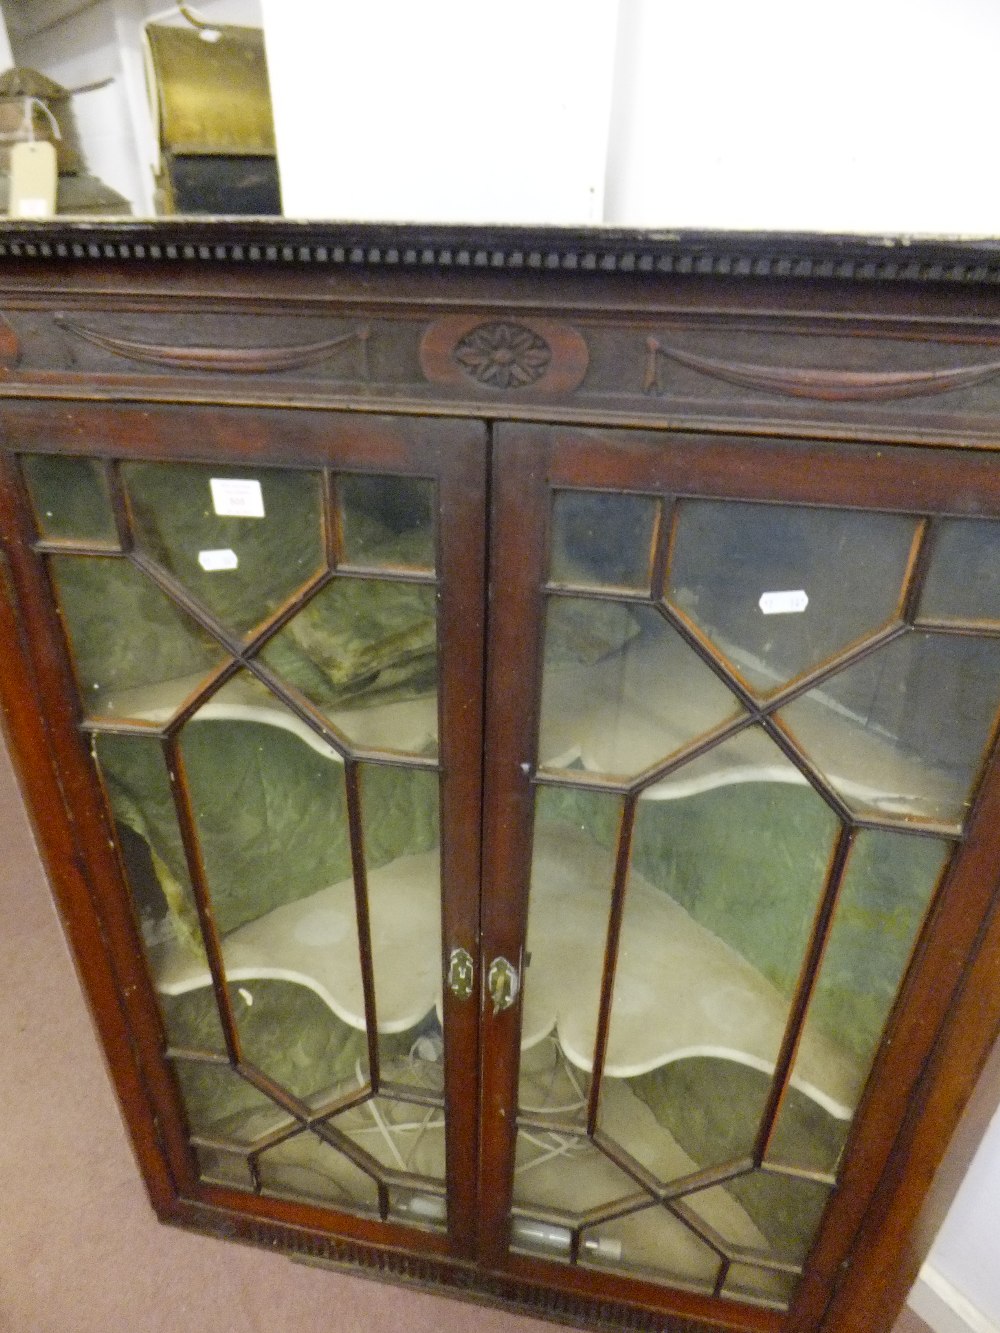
{"left": 537, "top": 785, "right": 939, "bottom": 1067}
{"left": 98, "top": 729, "right": 439, "bottom": 940}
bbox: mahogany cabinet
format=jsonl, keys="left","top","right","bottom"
{"left": 2, "top": 223, "right": 1000, "bottom": 1333}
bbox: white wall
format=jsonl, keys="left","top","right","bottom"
{"left": 603, "top": 0, "right": 1000, "bottom": 235}
{"left": 919, "top": 1106, "right": 1000, "bottom": 1330}
{"left": 262, "top": 0, "right": 618, "bottom": 224}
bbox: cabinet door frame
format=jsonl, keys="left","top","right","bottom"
{"left": 481, "top": 423, "right": 1000, "bottom": 1331}
{"left": 0, "top": 400, "right": 488, "bottom": 1261}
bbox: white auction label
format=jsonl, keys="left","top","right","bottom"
{"left": 759, "top": 589, "right": 809, "bottom": 615}
{"left": 209, "top": 478, "right": 265, "bottom": 518}
{"left": 198, "top": 548, "right": 239, "bottom": 572}
{"left": 16, "top": 197, "right": 49, "bottom": 218}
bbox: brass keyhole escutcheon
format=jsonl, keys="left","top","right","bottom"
{"left": 447, "top": 947, "right": 474, "bottom": 1001}
{"left": 487, "top": 956, "right": 519, "bottom": 1015}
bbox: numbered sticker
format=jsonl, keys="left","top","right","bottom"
{"left": 198, "top": 548, "right": 239, "bottom": 572}
{"left": 759, "top": 589, "right": 809, "bottom": 615}
{"left": 210, "top": 478, "right": 265, "bottom": 518}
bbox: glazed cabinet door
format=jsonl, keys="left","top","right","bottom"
{"left": 481, "top": 424, "right": 1000, "bottom": 1329}
{"left": 0, "top": 403, "right": 486, "bottom": 1259}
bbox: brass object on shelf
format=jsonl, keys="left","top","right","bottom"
{"left": 0, "top": 67, "right": 130, "bottom": 216}
{"left": 144, "top": 23, "right": 280, "bottom": 215}
{"left": 0, "top": 67, "right": 83, "bottom": 175}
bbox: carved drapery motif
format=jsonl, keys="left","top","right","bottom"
{"left": 54, "top": 315, "right": 372, "bottom": 378}
{"left": 643, "top": 336, "right": 1000, "bottom": 403}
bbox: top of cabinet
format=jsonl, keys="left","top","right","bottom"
{"left": 0, "top": 219, "right": 999, "bottom": 286}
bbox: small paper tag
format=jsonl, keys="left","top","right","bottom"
{"left": 209, "top": 478, "right": 265, "bottom": 518}
{"left": 198, "top": 548, "right": 239, "bottom": 572}
{"left": 759, "top": 589, "right": 809, "bottom": 615}
{"left": 9, "top": 141, "right": 57, "bottom": 219}
{"left": 15, "top": 197, "right": 49, "bottom": 218}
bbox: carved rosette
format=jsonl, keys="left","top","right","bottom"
{"left": 420, "top": 315, "right": 589, "bottom": 394}
{"left": 453, "top": 321, "right": 551, "bottom": 388}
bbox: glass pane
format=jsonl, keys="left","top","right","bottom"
{"left": 49, "top": 555, "right": 226, "bottom": 719}
{"left": 258, "top": 576, "right": 438, "bottom": 756}
{"left": 779, "top": 632, "right": 1000, "bottom": 828}
{"left": 579, "top": 1204, "right": 722, "bottom": 1291}
{"left": 549, "top": 490, "right": 658, "bottom": 591}
{"left": 196, "top": 1145, "right": 255, "bottom": 1191}
{"left": 667, "top": 500, "right": 919, "bottom": 694}
{"left": 723, "top": 1263, "right": 799, "bottom": 1309}
{"left": 697, "top": 1172, "right": 831, "bottom": 1267}
{"left": 324, "top": 1094, "right": 446, "bottom": 1181}
{"left": 769, "top": 830, "right": 950, "bottom": 1169}
{"left": 169, "top": 676, "right": 372, "bottom": 1103}
{"left": 359, "top": 763, "right": 442, "bottom": 1084}
{"left": 256, "top": 1131, "right": 381, "bottom": 1211}
{"left": 512, "top": 1128, "right": 641, "bottom": 1215}
{"left": 180, "top": 675, "right": 353, "bottom": 934}
{"left": 160, "top": 987, "right": 227, "bottom": 1057}
{"left": 338, "top": 474, "right": 436, "bottom": 571}
{"left": 921, "top": 517, "right": 1000, "bottom": 623}
{"left": 122, "top": 461, "right": 325, "bottom": 637}
{"left": 518, "top": 1038, "right": 591, "bottom": 1133}
{"left": 600, "top": 729, "right": 844, "bottom": 1161}
{"left": 538, "top": 599, "right": 743, "bottom": 777}
{"left": 520, "top": 786, "right": 621, "bottom": 1104}
{"left": 230, "top": 980, "right": 372, "bottom": 1107}
{"left": 93, "top": 732, "right": 224, "bottom": 1052}
{"left": 171, "top": 1057, "right": 292, "bottom": 1145}
{"left": 22, "top": 454, "right": 117, "bottom": 544}
{"left": 625, "top": 1060, "right": 772, "bottom": 1182}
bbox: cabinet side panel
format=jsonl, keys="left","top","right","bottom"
{"left": 0, "top": 449, "right": 191, "bottom": 1215}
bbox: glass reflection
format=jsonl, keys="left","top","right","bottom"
{"left": 338, "top": 474, "right": 436, "bottom": 572}
{"left": 920, "top": 517, "right": 1000, "bottom": 624}
{"left": 537, "top": 598, "right": 743, "bottom": 777}
{"left": 667, "top": 500, "right": 918, "bottom": 694}
{"left": 49, "top": 555, "right": 225, "bottom": 719}
{"left": 779, "top": 632, "right": 1000, "bottom": 828}
{"left": 22, "top": 454, "right": 117, "bottom": 545}
{"left": 549, "top": 490, "right": 658, "bottom": 591}
{"left": 122, "top": 461, "right": 324, "bottom": 637}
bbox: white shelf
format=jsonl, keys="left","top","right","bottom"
{"left": 540, "top": 632, "right": 963, "bottom": 823}
{"left": 155, "top": 824, "right": 860, "bottom": 1120}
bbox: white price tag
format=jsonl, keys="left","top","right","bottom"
{"left": 209, "top": 478, "right": 265, "bottom": 518}
{"left": 15, "top": 197, "right": 49, "bottom": 218}
{"left": 759, "top": 589, "right": 809, "bottom": 615}
{"left": 198, "top": 548, "right": 239, "bottom": 572}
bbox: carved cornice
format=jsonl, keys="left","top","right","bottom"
{"left": 0, "top": 221, "right": 999, "bottom": 285}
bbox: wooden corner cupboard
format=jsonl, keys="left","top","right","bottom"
{"left": 2, "top": 222, "right": 1000, "bottom": 1333}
